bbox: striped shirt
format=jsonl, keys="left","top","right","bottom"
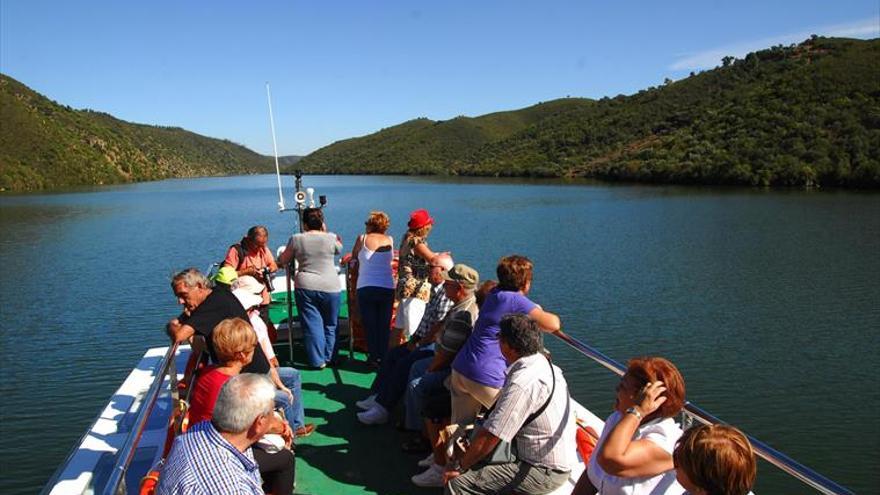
{"left": 157, "top": 420, "right": 264, "bottom": 495}
{"left": 411, "top": 284, "right": 454, "bottom": 342}
{"left": 437, "top": 296, "right": 478, "bottom": 353}
{"left": 481, "top": 353, "right": 577, "bottom": 471}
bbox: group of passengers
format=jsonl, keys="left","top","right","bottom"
{"left": 157, "top": 207, "right": 758, "bottom": 495}
{"left": 351, "top": 209, "right": 758, "bottom": 495}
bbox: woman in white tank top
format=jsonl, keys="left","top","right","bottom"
{"left": 350, "top": 211, "right": 395, "bottom": 366}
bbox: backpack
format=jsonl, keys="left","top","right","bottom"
{"left": 221, "top": 243, "right": 246, "bottom": 270}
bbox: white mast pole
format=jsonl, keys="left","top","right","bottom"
{"left": 266, "top": 82, "right": 285, "bottom": 211}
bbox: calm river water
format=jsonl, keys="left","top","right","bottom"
{"left": 0, "top": 175, "right": 878, "bottom": 494}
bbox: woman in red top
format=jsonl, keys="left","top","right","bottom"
{"left": 187, "top": 318, "right": 259, "bottom": 423}
{"left": 186, "top": 317, "right": 296, "bottom": 495}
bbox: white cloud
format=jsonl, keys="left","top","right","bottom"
{"left": 669, "top": 16, "right": 880, "bottom": 72}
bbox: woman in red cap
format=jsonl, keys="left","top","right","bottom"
{"left": 392, "top": 209, "right": 441, "bottom": 347}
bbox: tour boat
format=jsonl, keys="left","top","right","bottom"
{"left": 39, "top": 120, "right": 857, "bottom": 495}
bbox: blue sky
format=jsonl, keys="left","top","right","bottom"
{"left": 1, "top": 1, "right": 877, "bottom": 156}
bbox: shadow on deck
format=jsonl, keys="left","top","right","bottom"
{"left": 278, "top": 346, "right": 442, "bottom": 495}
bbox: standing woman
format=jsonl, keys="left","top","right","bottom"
{"left": 351, "top": 211, "right": 395, "bottom": 366}
{"left": 393, "top": 209, "right": 441, "bottom": 344}
{"left": 278, "top": 208, "right": 342, "bottom": 369}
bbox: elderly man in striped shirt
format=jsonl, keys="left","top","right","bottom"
{"left": 444, "top": 314, "right": 576, "bottom": 495}
{"left": 158, "top": 374, "right": 281, "bottom": 495}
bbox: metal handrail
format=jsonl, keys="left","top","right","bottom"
{"left": 103, "top": 342, "right": 180, "bottom": 495}
{"left": 551, "top": 330, "right": 854, "bottom": 495}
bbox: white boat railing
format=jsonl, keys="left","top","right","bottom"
{"left": 102, "top": 342, "right": 180, "bottom": 495}
{"left": 552, "top": 330, "right": 855, "bottom": 495}
{"left": 65, "top": 328, "right": 853, "bottom": 494}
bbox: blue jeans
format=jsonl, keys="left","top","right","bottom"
{"left": 404, "top": 356, "right": 433, "bottom": 430}
{"left": 409, "top": 365, "right": 452, "bottom": 429}
{"left": 374, "top": 345, "right": 434, "bottom": 410}
{"left": 273, "top": 366, "right": 305, "bottom": 430}
{"left": 357, "top": 286, "right": 394, "bottom": 363}
{"left": 294, "top": 288, "right": 340, "bottom": 367}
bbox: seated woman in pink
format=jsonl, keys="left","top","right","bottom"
{"left": 224, "top": 225, "right": 279, "bottom": 283}
{"left": 187, "top": 318, "right": 296, "bottom": 495}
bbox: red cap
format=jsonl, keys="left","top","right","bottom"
{"left": 408, "top": 209, "right": 434, "bottom": 230}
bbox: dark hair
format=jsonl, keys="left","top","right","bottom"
{"left": 247, "top": 225, "right": 267, "bottom": 240}
{"left": 496, "top": 255, "right": 533, "bottom": 291}
{"left": 499, "top": 314, "right": 542, "bottom": 356}
{"left": 243, "top": 225, "right": 267, "bottom": 250}
{"left": 475, "top": 280, "right": 498, "bottom": 308}
{"left": 302, "top": 208, "right": 324, "bottom": 231}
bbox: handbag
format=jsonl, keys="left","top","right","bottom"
{"left": 470, "top": 354, "right": 557, "bottom": 465}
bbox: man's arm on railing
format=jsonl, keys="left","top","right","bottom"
{"left": 167, "top": 318, "right": 194, "bottom": 343}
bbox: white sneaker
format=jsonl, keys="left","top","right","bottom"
{"left": 356, "top": 394, "right": 378, "bottom": 410}
{"left": 411, "top": 464, "right": 445, "bottom": 487}
{"left": 357, "top": 404, "right": 389, "bottom": 425}
{"left": 417, "top": 453, "right": 435, "bottom": 467}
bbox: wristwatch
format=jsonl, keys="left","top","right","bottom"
{"left": 625, "top": 406, "right": 643, "bottom": 421}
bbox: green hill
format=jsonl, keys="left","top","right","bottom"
{"left": 0, "top": 74, "right": 272, "bottom": 191}
{"left": 299, "top": 37, "right": 880, "bottom": 187}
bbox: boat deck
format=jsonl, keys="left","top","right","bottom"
{"left": 280, "top": 347, "right": 442, "bottom": 495}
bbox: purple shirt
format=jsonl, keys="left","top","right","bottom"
{"left": 452, "top": 288, "right": 537, "bottom": 388}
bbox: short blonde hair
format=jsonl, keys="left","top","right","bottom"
{"left": 674, "top": 424, "right": 756, "bottom": 495}
{"left": 212, "top": 318, "right": 257, "bottom": 364}
{"left": 365, "top": 211, "right": 390, "bottom": 233}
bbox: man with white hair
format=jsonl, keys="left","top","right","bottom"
{"left": 166, "top": 267, "right": 271, "bottom": 375}
{"left": 158, "top": 373, "right": 280, "bottom": 494}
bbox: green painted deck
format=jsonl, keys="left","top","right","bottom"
{"left": 276, "top": 344, "right": 441, "bottom": 495}
{"left": 269, "top": 290, "right": 350, "bottom": 322}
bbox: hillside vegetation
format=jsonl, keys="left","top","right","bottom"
{"left": 0, "top": 74, "right": 272, "bottom": 191}
{"left": 298, "top": 37, "right": 880, "bottom": 187}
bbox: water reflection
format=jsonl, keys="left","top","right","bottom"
{"left": 0, "top": 175, "right": 878, "bottom": 494}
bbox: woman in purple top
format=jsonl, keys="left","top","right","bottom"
{"left": 449, "top": 254, "right": 561, "bottom": 426}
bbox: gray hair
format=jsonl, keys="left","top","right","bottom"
{"left": 212, "top": 373, "right": 275, "bottom": 433}
{"left": 171, "top": 267, "right": 209, "bottom": 289}
{"left": 499, "top": 314, "right": 543, "bottom": 356}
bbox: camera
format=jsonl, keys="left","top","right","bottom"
{"left": 262, "top": 267, "right": 275, "bottom": 292}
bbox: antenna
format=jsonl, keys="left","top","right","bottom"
{"left": 266, "top": 82, "right": 285, "bottom": 212}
